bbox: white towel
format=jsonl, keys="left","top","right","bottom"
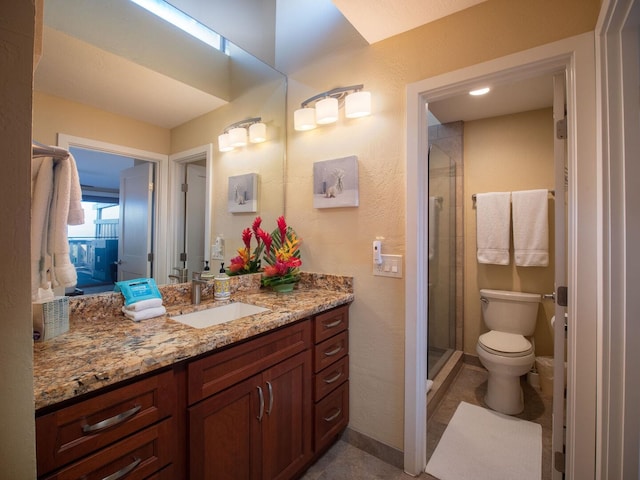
{"left": 428, "top": 196, "right": 437, "bottom": 261}
{"left": 48, "top": 153, "right": 85, "bottom": 288}
{"left": 124, "top": 298, "right": 164, "bottom": 312}
{"left": 31, "top": 157, "right": 54, "bottom": 300}
{"left": 122, "top": 305, "right": 167, "bottom": 321}
{"left": 512, "top": 189, "right": 549, "bottom": 267}
{"left": 476, "top": 192, "right": 511, "bottom": 265}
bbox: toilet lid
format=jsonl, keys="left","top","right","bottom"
{"left": 478, "top": 331, "right": 533, "bottom": 356}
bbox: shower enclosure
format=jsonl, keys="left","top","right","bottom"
{"left": 427, "top": 143, "right": 457, "bottom": 379}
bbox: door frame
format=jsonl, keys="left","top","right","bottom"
{"left": 168, "top": 144, "right": 214, "bottom": 279}
{"left": 57, "top": 133, "right": 169, "bottom": 283}
{"left": 404, "top": 32, "right": 598, "bottom": 478}
{"left": 596, "top": 0, "right": 640, "bottom": 478}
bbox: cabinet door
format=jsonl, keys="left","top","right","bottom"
{"left": 262, "top": 351, "right": 312, "bottom": 480}
{"left": 189, "top": 375, "right": 263, "bottom": 480}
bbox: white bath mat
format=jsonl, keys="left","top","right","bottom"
{"left": 426, "top": 401, "right": 542, "bottom": 480}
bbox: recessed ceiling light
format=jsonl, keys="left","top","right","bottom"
{"left": 469, "top": 87, "right": 490, "bottom": 96}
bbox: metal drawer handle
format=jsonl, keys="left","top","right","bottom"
{"left": 257, "top": 386, "right": 264, "bottom": 421}
{"left": 323, "top": 319, "right": 342, "bottom": 329}
{"left": 266, "top": 381, "right": 274, "bottom": 415}
{"left": 323, "top": 371, "right": 343, "bottom": 384}
{"left": 82, "top": 405, "right": 141, "bottom": 434}
{"left": 101, "top": 457, "right": 141, "bottom": 480}
{"left": 323, "top": 408, "right": 342, "bottom": 423}
{"left": 323, "top": 344, "right": 343, "bottom": 357}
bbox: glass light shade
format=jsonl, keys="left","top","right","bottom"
{"left": 218, "top": 133, "right": 234, "bottom": 152}
{"left": 345, "top": 91, "right": 371, "bottom": 118}
{"left": 229, "top": 127, "right": 248, "bottom": 147}
{"left": 249, "top": 122, "right": 267, "bottom": 143}
{"left": 315, "top": 97, "right": 339, "bottom": 124}
{"left": 294, "top": 108, "right": 317, "bottom": 131}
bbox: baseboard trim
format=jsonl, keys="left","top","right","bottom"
{"left": 341, "top": 427, "right": 404, "bottom": 469}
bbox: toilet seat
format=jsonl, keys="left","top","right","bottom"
{"left": 478, "top": 331, "right": 533, "bottom": 357}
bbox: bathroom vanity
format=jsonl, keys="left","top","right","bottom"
{"left": 33, "top": 277, "right": 352, "bottom": 479}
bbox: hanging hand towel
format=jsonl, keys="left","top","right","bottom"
{"left": 476, "top": 192, "right": 511, "bottom": 265}
{"left": 512, "top": 189, "right": 549, "bottom": 267}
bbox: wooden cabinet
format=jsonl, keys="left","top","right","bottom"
{"left": 36, "top": 302, "right": 351, "bottom": 480}
{"left": 188, "top": 321, "right": 313, "bottom": 480}
{"left": 312, "top": 305, "right": 350, "bottom": 453}
{"left": 36, "top": 369, "right": 176, "bottom": 479}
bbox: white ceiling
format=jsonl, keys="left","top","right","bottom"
{"left": 332, "top": 0, "right": 489, "bottom": 44}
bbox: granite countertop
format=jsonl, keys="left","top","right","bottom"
{"left": 33, "top": 273, "right": 353, "bottom": 411}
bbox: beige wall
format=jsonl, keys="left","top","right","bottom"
{"left": 285, "top": 0, "right": 598, "bottom": 450}
{"left": 1, "top": 1, "right": 37, "bottom": 477}
{"left": 463, "top": 108, "right": 556, "bottom": 357}
{"left": 32, "top": 92, "right": 170, "bottom": 154}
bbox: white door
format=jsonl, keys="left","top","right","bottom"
{"left": 118, "top": 163, "right": 154, "bottom": 280}
{"left": 552, "top": 72, "right": 568, "bottom": 479}
{"left": 185, "top": 163, "right": 206, "bottom": 274}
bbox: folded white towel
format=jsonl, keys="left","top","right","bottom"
{"left": 512, "top": 189, "right": 549, "bottom": 267}
{"left": 124, "top": 298, "right": 164, "bottom": 312}
{"left": 122, "top": 305, "right": 167, "bottom": 322}
{"left": 476, "top": 192, "right": 511, "bottom": 265}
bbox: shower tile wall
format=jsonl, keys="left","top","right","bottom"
{"left": 428, "top": 121, "right": 464, "bottom": 352}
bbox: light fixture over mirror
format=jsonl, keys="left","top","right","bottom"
{"left": 294, "top": 84, "right": 371, "bottom": 131}
{"left": 218, "top": 117, "right": 267, "bottom": 152}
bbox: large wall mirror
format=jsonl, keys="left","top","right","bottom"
{"left": 32, "top": 0, "right": 286, "bottom": 293}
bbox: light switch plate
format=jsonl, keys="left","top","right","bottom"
{"left": 373, "top": 254, "right": 403, "bottom": 278}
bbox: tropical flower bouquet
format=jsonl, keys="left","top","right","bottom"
{"left": 257, "top": 216, "right": 302, "bottom": 289}
{"left": 227, "top": 216, "right": 302, "bottom": 291}
{"left": 227, "top": 217, "right": 265, "bottom": 275}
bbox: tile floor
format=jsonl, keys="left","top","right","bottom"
{"left": 302, "top": 364, "right": 553, "bottom": 479}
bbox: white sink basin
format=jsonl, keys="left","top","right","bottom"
{"left": 170, "top": 302, "right": 270, "bottom": 329}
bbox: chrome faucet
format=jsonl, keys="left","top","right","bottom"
{"left": 191, "top": 271, "right": 207, "bottom": 305}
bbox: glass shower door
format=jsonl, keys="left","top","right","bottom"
{"left": 427, "top": 144, "right": 456, "bottom": 379}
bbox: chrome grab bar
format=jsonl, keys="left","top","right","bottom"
{"left": 323, "top": 370, "right": 343, "bottom": 384}
{"left": 257, "top": 386, "right": 264, "bottom": 421}
{"left": 82, "top": 405, "right": 141, "bottom": 434}
{"left": 101, "top": 457, "right": 141, "bottom": 480}
{"left": 323, "top": 408, "right": 342, "bottom": 423}
{"left": 266, "top": 382, "right": 274, "bottom": 415}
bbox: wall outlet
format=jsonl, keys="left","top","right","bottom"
{"left": 373, "top": 254, "right": 403, "bottom": 278}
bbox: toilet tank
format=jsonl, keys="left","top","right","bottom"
{"left": 479, "top": 289, "right": 541, "bottom": 336}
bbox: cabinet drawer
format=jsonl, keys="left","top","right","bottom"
{"left": 37, "top": 370, "right": 175, "bottom": 474}
{"left": 188, "top": 320, "right": 311, "bottom": 404}
{"left": 314, "top": 305, "right": 349, "bottom": 343}
{"left": 43, "top": 418, "right": 173, "bottom": 480}
{"left": 313, "top": 331, "right": 348, "bottom": 373}
{"left": 314, "top": 382, "right": 349, "bottom": 452}
{"left": 314, "top": 355, "right": 349, "bottom": 401}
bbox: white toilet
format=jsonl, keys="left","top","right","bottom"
{"left": 476, "top": 289, "right": 540, "bottom": 415}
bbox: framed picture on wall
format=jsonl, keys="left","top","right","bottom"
{"left": 313, "top": 155, "right": 359, "bottom": 209}
{"left": 228, "top": 173, "right": 258, "bottom": 213}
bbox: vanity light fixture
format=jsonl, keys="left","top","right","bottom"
{"left": 294, "top": 84, "right": 371, "bottom": 131}
{"left": 469, "top": 87, "right": 491, "bottom": 96}
{"left": 218, "top": 117, "right": 266, "bottom": 152}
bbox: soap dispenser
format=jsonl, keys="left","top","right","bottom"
{"left": 214, "top": 262, "right": 230, "bottom": 300}
{"left": 201, "top": 261, "right": 214, "bottom": 279}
